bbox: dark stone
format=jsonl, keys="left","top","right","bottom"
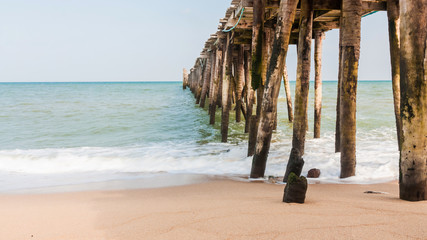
{"left": 307, "top": 168, "right": 321, "bottom": 178}
{"left": 283, "top": 148, "right": 305, "bottom": 183}
{"left": 283, "top": 172, "right": 308, "bottom": 203}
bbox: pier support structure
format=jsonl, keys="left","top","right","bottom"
{"left": 398, "top": 0, "right": 426, "bottom": 201}
{"left": 387, "top": 0, "right": 402, "bottom": 151}
{"left": 244, "top": 48, "right": 255, "bottom": 133}
{"left": 339, "top": 0, "right": 362, "bottom": 178}
{"left": 221, "top": 34, "right": 233, "bottom": 143}
{"left": 283, "top": 65, "right": 293, "bottom": 122}
{"left": 290, "top": 0, "right": 314, "bottom": 157}
{"left": 314, "top": 30, "right": 324, "bottom": 139}
{"left": 183, "top": 68, "right": 188, "bottom": 90}
{"left": 235, "top": 45, "right": 245, "bottom": 123}
{"left": 209, "top": 46, "right": 223, "bottom": 125}
{"left": 250, "top": 0, "right": 299, "bottom": 178}
{"left": 335, "top": 25, "right": 343, "bottom": 153}
{"left": 200, "top": 53, "right": 213, "bottom": 109}
{"left": 183, "top": 0, "right": 426, "bottom": 201}
{"left": 248, "top": 0, "right": 266, "bottom": 156}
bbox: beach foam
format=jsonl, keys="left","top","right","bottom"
{"left": 0, "top": 82, "right": 400, "bottom": 191}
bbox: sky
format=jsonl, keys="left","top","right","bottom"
{"left": 0, "top": 0, "right": 391, "bottom": 82}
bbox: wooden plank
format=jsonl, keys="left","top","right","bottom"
{"left": 313, "top": 0, "right": 386, "bottom": 11}
{"left": 362, "top": 1, "right": 386, "bottom": 11}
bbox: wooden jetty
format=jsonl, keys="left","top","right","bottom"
{"left": 183, "top": 0, "right": 426, "bottom": 201}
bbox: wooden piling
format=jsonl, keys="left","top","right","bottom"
{"left": 235, "top": 45, "right": 245, "bottom": 122}
{"left": 221, "top": 34, "right": 233, "bottom": 143}
{"left": 217, "top": 67, "right": 223, "bottom": 108}
{"left": 189, "top": 69, "right": 194, "bottom": 94}
{"left": 257, "top": 27, "right": 273, "bottom": 120}
{"left": 335, "top": 27, "right": 343, "bottom": 153}
{"left": 209, "top": 47, "right": 223, "bottom": 125}
{"left": 251, "top": 0, "right": 265, "bottom": 92}
{"left": 250, "top": 0, "right": 299, "bottom": 178}
{"left": 398, "top": 0, "right": 426, "bottom": 201}
{"left": 291, "top": 0, "right": 314, "bottom": 156}
{"left": 339, "top": 0, "right": 362, "bottom": 178}
{"left": 200, "top": 54, "right": 212, "bottom": 108}
{"left": 208, "top": 50, "right": 217, "bottom": 115}
{"left": 183, "top": 68, "right": 188, "bottom": 90}
{"left": 247, "top": 115, "right": 257, "bottom": 157}
{"left": 386, "top": 0, "right": 402, "bottom": 151}
{"left": 195, "top": 63, "right": 203, "bottom": 104}
{"left": 283, "top": 65, "right": 293, "bottom": 122}
{"left": 265, "top": 27, "right": 280, "bottom": 131}
{"left": 248, "top": 0, "right": 266, "bottom": 156}
{"left": 314, "top": 30, "right": 324, "bottom": 139}
{"left": 192, "top": 69, "right": 196, "bottom": 95}
{"left": 244, "top": 49, "right": 255, "bottom": 133}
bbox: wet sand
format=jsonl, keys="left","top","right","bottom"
{"left": 0, "top": 179, "right": 426, "bottom": 240}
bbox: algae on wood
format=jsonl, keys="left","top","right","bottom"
{"left": 250, "top": 0, "right": 299, "bottom": 178}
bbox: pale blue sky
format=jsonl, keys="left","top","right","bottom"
{"left": 0, "top": 0, "right": 391, "bottom": 82}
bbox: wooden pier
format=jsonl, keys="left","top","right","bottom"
{"left": 183, "top": 0, "right": 426, "bottom": 201}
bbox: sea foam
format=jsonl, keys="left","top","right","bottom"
{"left": 0, "top": 82, "right": 400, "bottom": 191}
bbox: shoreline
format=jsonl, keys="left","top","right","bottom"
{"left": 1, "top": 172, "right": 399, "bottom": 195}
{"left": 1, "top": 179, "right": 425, "bottom": 239}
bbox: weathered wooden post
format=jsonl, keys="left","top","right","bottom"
{"left": 283, "top": 65, "right": 293, "bottom": 122}
{"left": 248, "top": 0, "right": 265, "bottom": 155}
{"left": 183, "top": 68, "right": 188, "bottom": 90}
{"left": 251, "top": 0, "right": 265, "bottom": 93}
{"left": 192, "top": 65, "right": 198, "bottom": 97}
{"left": 221, "top": 34, "right": 233, "bottom": 142}
{"left": 250, "top": 0, "right": 299, "bottom": 178}
{"left": 244, "top": 49, "right": 255, "bottom": 133}
{"left": 189, "top": 68, "right": 194, "bottom": 94}
{"left": 208, "top": 49, "right": 217, "bottom": 115}
{"left": 192, "top": 68, "right": 197, "bottom": 95}
{"left": 314, "top": 30, "right": 324, "bottom": 138}
{"left": 235, "top": 45, "right": 245, "bottom": 122}
{"left": 200, "top": 53, "right": 212, "bottom": 108}
{"left": 193, "top": 65, "right": 198, "bottom": 98}
{"left": 335, "top": 27, "right": 343, "bottom": 153}
{"left": 195, "top": 60, "right": 205, "bottom": 104}
{"left": 387, "top": 0, "right": 402, "bottom": 151}
{"left": 290, "top": 0, "right": 314, "bottom": 156}
{"left": 339, "top": 0, "right": 362, "bottom": 178}
{"left": 398, "top": 0, "right": 426, "bottom": 201}
{"left": 217, "top": 66, "right": 223, "bottom": 108}
{"left": 209, "top": 46, "right": 223, "bottom": 125}
{"left": 260, "top": 27, "right": 274, "bottom": 116}
{"left": 267, "top": 26, "right": 281, "bottom": 131}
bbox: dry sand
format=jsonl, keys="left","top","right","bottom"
{"left": 0, "top": 179, "right": 426, "bottom": 240}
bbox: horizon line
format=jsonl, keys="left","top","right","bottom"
{"left": 0, "top": 80, "right": 392, "bottom": 84}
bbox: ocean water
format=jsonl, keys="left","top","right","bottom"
{"left": 0, "top": 81, "right": 399, "bottom": 192}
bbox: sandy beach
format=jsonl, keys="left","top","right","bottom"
{"left": 0, "top": 179, "right": 426, "bottom": 240}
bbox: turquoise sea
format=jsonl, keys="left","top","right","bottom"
{"left": 0, "top": 81, "right": 399, "bottom": 192}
